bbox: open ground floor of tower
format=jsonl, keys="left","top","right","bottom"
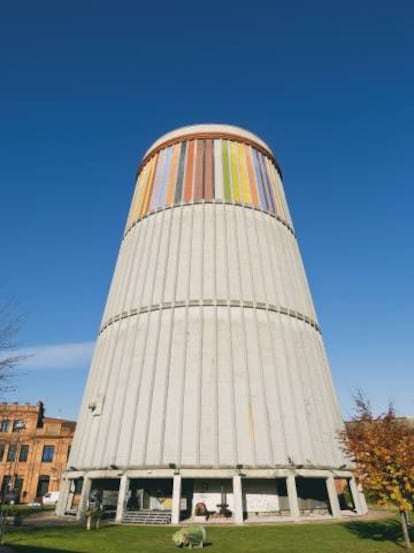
{"left": 56, "top": 468, "right": 367, "bottom": 524}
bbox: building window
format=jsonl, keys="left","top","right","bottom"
{"left": 19, "top": 445, "right": 29, "bottom": 462}
{"left": 7, "top": 445, "right": 17, "bottom": 462}
{"left": 36, "top": 475, "right": 49, "bottom": 497}
{"left": 0, "top": 442, "right": 5, "bottom": 462}
{"left": 13, "top": 420, "right": 25, "bottom": 432}
{"left": 74, "top": 477, "right": 83, "bottom": 494}
{"left": 0, "top": 420, "right": 10, "bottom": 432}
{"left": 41, "top": 445, "right": 54, "bottom": 463}
{"left": 14, "top": 475, "right": 24, "bottom": 500}
{"left": 67, "top": 445, "right": 71, "bottom": 460}
{"left": 1, "top": 476, "right": 10, "bottom": 497}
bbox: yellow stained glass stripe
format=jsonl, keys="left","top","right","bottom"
{"left": 126, "top": 177, "right": 141, "bottom": 230}
{"left": 127, "top": 161, "right": 149, "bottom": 228}
{"left": 133, "top": 162, "right": 149, "bottom": 220}
{"left": 238, "top": 142, "right": 251, "bottom": 204}
{"left": 140, "top": 154, "right": 158, "bottom": 216}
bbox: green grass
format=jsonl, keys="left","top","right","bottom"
{"left": 2, "top": 517, "right": 410, "bottom": 553}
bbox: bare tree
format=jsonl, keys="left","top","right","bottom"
{"left": 0, "top": 300, "right": 25, "bottom": 393}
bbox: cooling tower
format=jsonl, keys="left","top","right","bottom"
{"left": 58, "top": 125, "right": 366, "bottom": 523}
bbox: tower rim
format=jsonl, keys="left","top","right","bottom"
{"left": 138, "top": 123, "right": 281, "bottom": 178}
{"left": 144, "top": 124, "right": 273, "bottom": 157}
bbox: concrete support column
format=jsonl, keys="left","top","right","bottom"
{"left": 349, "top": 477, "right": 368, "bottom": 515}
{"left": 172, "top": 474, "right": 182, "bottom": 525}
{"left": 55, "top": 477, "right": 71, "bottom": 517}
{"left": 286, "top": 473, "right": 300, "bottom": 518}
{"left": 76, "top": 477, "right": 91, "bottom": 521}
{"left": 326, "top": 476, "right": 341, "bottom": 518}
{"left": 232, "top": 474, "right": 244, "bottom": 524}
{"left": 116, "top": 474, "right": 129, "bottom": 523}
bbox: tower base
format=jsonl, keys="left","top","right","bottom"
{"left": 56, "top": 466, "right": 367, "bottom": 523}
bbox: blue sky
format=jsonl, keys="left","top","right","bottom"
{"left": 1, "top": 1, "right": 413, "bottom": 421}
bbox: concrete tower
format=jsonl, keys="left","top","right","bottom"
{"left": 58, "top": 125, "right": 366, "bottom": 523}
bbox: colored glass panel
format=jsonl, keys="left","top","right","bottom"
{"left": 259, "top": 152, "right": 276, "bottom": 213}
{"left": 184, "top": 140, "right": 195, "bottom": 202}
{"left": 127, "top": 137, "right": 288, "bottom": 228}
{"left": 222, "top": 140, "right": 232, "bottom": 201}
{"left": 175, "top": 141, "right": 187, "bottom": 203}
{"left": 230, "top": 141, "right": 241, "bottom": 202}
{"left": 140, "top": 154, "right": 158, "bottom": 216}
{"left": 167, "top": 144, "right": 180, "bottom": 205}
{"left": 252, "top": 148, "right": 267, "bottom": 210}
{"left": 150, "top": 148, "right": 166, "bottom": 211}
{"left": 267, "top": 158, "right": 284, "bottom": 219}
{"left": 158, "top": 146, "right": 172, "bottom": 208}
{"left": 245, "top": 146, "right": 259, "bottom": 207}
{"left": 238, "top": 143, "right": 251, "bottom": 204}
{"left": 214, "top": 140, "right": 224, "bottom": 199}
{"left": 135, "top": 162, "right": 150, "bottom": 218}
{"left": 194, "top": 139, "right": 204, "bottom": 200}
{"left": 204, "top": 139, "right": 214, "bottom": 199}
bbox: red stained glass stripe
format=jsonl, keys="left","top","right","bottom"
{"left": 194, "top": 140, "right": 204, "bottom": 200}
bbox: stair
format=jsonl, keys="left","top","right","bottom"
{"left": 122, "top": 510, "right": 172, "bottom": 525}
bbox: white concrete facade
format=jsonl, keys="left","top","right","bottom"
{"left": 59, "top": 125, "right": 364, "bottom": 523}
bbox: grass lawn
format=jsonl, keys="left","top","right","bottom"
{"left": 2, "top": 517, "right": 409, "bottom": 553}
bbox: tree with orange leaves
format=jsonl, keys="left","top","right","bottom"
{"left": 340, "top": 393, "right": 414, "bottom": 548}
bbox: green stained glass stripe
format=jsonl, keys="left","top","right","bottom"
{"left": 175, "top": 141, "right": 187, "bottom": 203}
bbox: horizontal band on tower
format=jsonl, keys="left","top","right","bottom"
{"left": 139, "top": 131, "right": 280, "bottom": 175}
{"left": 124, "top": 198, "right": 295, "bottom": 241}
{"left": 99, "top": 300, "right": 320, "bottom": 336}
{"left": 125, "top": 136, "right": 291, "bottom": 233}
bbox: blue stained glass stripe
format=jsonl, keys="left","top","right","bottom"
{"left": 150, "top": 148, "right": 165, "bottom": 211}
{"left": 175, "top": 142, "right": 187, "bottom": 203}
{"left": 252, "top": 148, "right": 267, "bottom": 210}
{"left": 259, "top": 152, "right": 276, "bottom": 214}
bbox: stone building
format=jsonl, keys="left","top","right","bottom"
{"left": 59, "top": 124, "right": 367, "bottom": 523}
{"left": 0, "top": 402, "right": 75, "bottom": 503}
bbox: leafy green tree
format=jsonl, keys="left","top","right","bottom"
{"left": 340, "top": 393, "right": 414, "bottom": 548}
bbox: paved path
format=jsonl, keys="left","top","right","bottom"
{"left": 20, "top": 510, "right": 81, "bottom": 528}
{"left": 11, "top": 507, "right": 397, "bottom": 529}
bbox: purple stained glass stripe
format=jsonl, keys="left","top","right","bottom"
{"left": 158, "top": 146, "right": 173, "bottom": 208}
{"left": 150, "top": 148, "right": 165, "bottom": 211}
{"left": 259, "top": 151, "right": 276, "bottom": 214}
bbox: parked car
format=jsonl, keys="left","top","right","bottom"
{"left": 42, "top": 491, "right": 60, "bottom": 505}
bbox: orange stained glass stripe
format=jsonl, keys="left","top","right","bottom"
{"left": 184, "top": 140, "right": 195, "bottom": 202}
{"left": 230, "top": 141, "right": 241, "bottom": 202}
{"left": 140, "top": 154, "right": 158, "bottom": 216}
{"left": 204, "top": 139, "right": 213, "bottom": 199}
{"left": 245, "top": 146, "right": 259, "bottom": 207}
{"left": 194, "top": 139, "right": 204, "bottom": 200}
{"left": 166, "top": 144, "right": 180, "bottom": 205}
{"left": 238, "top": 142, "right": 251, "bottom": 204}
